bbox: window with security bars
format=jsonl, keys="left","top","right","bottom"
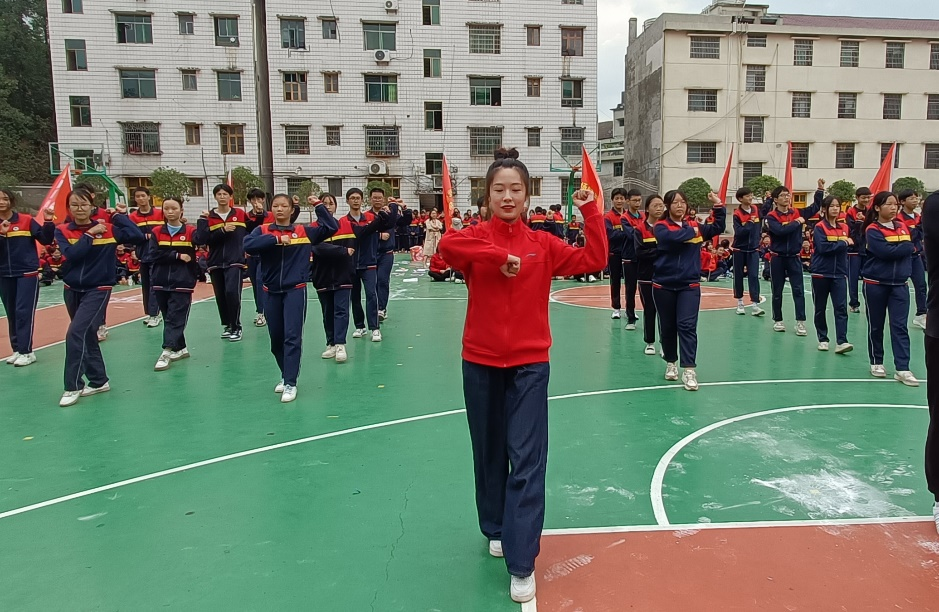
{"left": 425, "top": 102, "right": 442, "bottom": 130}
{"left": 423, "top": 49, "right": 441, "bottom": 77}
{"left": 325, "top": 126, "right": 341, "bottom": 146}
{"left": 835, "top": 143, "right": 855, "bottom": 169}
{"left": 932, "top": 44, "right": 939, "bottom": 70}
{"left": 838, "top": 93, "right": 857, "bottom": 119}
{"left": 883, "top": 94, "right": 901, "bottom": 120}
{"left": 364, "top": 23, "right": 396, "bottom": 50}
{"left": 469, "top": 127, "right": 502, "bottom": 157}
{"left": 116, "top": 14, "right": 152, "bottom": 44}
{"left": 323, "top": 73, "right": 339, "bottom": 93}
{"left": 214, "top": 17, "right": 239, "bottom": 47}
{"left": 928, "top": 95, "right": 939, "bottom": 121}
{"left": 527, "top": 128, "right": 541, "bottom": 147}
{"left": 841, "top": 40, "right": 860, "bottom": 67}
{"left": 527, "top": 26, "right": 540, "bottom": 47}
{"left": 181, "top": 70, "right": 197, "bottom": 91}
{"left": 561, "top": 0, "right": 583, "bottom": 4}
{"left": 65, "top": 40, "right": 86, "bottom": 71}
{"left": 470, "top": 78, "right": 501, "bottom": 106}
{"left": 885, "top": 42, "right": 905, "bottom": 69}
{"left": 121, "top": 122, "right": 160, "bottom": 154}
{"left": 688, "top": 89, "right": 717, "bottom": 112}
{"left": 742, "top": 163, "right": 763, "bottom": 184}
{"left": 793, "top": 39, "right": 813, "bottom": 66}
{"left": 69, "top": 96, "right": 91, "bottom": 127}
{"left": 745, "top": 65, "right": 765, "bottom": 92}
{"left": 283, "top": 72, "right": 307, "bottom": 102}
{"left": 365, "top": 126, "right": 400, "bottom": 156}
{"left": 422, "top": 0, "right": 440, "bottom": 25}
{"left": 365, "top": 75, "right": 397, "bottom": 103}
{"left": 184, "top": 124, "right": 200, "bottom": 145}
{"left": 791, "top": 92, "right": 811, "bottom": 118}
{"left": 527, "top": 78, "right": 541, "bottom": 97}
{"left": 469, "top": 25, "right": 501, "bottom": 54}
{"left": 561, "top": 28, "right": 583, "bottom": 57}
{"left": 284, "top": 126, "right": 310, "bottom": 155}
{"left": 561, "top": 79, "right": 583, "bottom": 108}
{"left": 286, "top": 178, "right": 306, "bottom": 194}
{"left": 470, "top": 178, "right": 486, "bottom": 204}
{"left": 747, "top": 35, "right": 766, "bottom": 48}
{"left": 926, "top": 145, "right": 939, "bottom": 170}
{"left": 690, "top": 36, "right": 719, "bottom": 59}
{"left": 425, "top": 153, "right": 443, "bottom": 176}
{"left": 612, "top": 162, "right": 623, "bottom": 177}
{"left": 743, "top": 117, "right": 764, "bottom": 143}
{"left": 120, "top": 70, "right": 156, "bottom": 99}
{"left": 560, "top": 127, "right": 584, "bottom": 157}
{"left": 281, "top": 19, "right": 305, "bottom": 49}
{"left": 220, "top": 124, "right": 245, "bottom": 155}
{"left": 790, "top": 143, "right": 809, "bottom": 168}
{"left": 880, "top": 143, "right": 900, "bottom": 168}
{"left": 687, "top": 142, "right": 717, "bottom": 164}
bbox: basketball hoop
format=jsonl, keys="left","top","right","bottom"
{"left": 571, "top": 165, "right": 581, "bottom": 172}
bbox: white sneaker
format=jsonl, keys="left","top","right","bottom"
{"left": 681, "top": 368, "right": 699, "bottom": 391}
{"left": 378, "top": 310, "right": 387, "bottom": 321}
{"left": 220, "top": 327, "right": 232, "bottom": 339}
{"left": 611, "top": 309, "right": 621, "bottom": 320}
{"left": 321, "top": 345, "right": 338, "bottom": 359}
{"left": 169, "top": 348, "right": 190, "bottom": 361}
{"left": 665, "top": 362, "right": 679, "bottom": 381}
{"left": 894, "top": 371, "right": 920, "bottom": 387}
{"left": 12, "top": 352, "right": 36, "bottom": 367}
{"left": 870, "top": 364, "right": 887, "bottom": 378}
{"left": 736, "top": 304, "right": 746, "bottom": 315}
{"left": 773, "top": 322, "right": 786, "bottom": 332}
{"left": 254, "top": 313, "right": 267, "bottom": 327}
{"left": 281, "top": 385, "right": 297, "bottom": 403}
{"left": 80, "top": 382, "right": 110, "bottom": 397}
{"left": 933, "top": 502, "right": 939, "bottom": 535}
{"left": 335, "top": 345, "right": 347, "bottom": 363}
{"left": 835, "top": 343, "right": 854, "bottom": 354}
{"left": 644, "top": 344, "right": 656, "bottom": 355}
{"left": 154, "top": 350, "right": 172, "bottom": 371}
{"left": 817, "top": 342, "right": 829, "bottom": 352}
{"left": 352, "top": 328, "right": 366, "bottom": 339}
{"left": 587, "top": 275, "right": 597, "bottom": 282}
{"left": 913, "top": 314, "right": 927, "bottom": 330}
{"left": 751, "top": 305, "right": 765, "bottom": 317}
{"left": 510, "top": 574, "right": 536, "bottom": 603}
{"left": 795, "top": 321, "right": 808, "bottom": 336}
{"left": 625, "top": 322, "right": 636, "bottom": 331}
{"left": 371, "top": 329, "right": 382, "bottom": 342}
{"left": 274, "top": 379, "right": 285, "bottom": 393}
{"left": 5, "top": 352, "right": 21, "bottom": 364}
{"left": 488, "top": 540, "right": 503, "bottom": 558}
{"left": 97, "top": 325, "right": 108, "bottom": 342}
{"left": 59, "top": 390, "right": 81, "bottom": 407}
{"left": 454, "top": 278, "right": 465, "bottom": 284}
{"left": 145, "top": 315, "right": 161, "bottom": 328}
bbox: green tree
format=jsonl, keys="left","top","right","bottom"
{"left": 828, "top": 180, "right": 857, "bottom": 206}
{"left": 677, "top": 177, "right": 711, "bottom": 209}
{"left": 150, "top": 167, "right": 193, "bottom": 201}
{"left": 892, "top": 176, "right": 926, "bottom": 196}
{"left": 291, "top": 180, "right": 322, "bottom": 203}
{"left": 71, "top": 174, "right": 110, "bottom": 199}
{"left": 747, "top": 175, "right": 782, "bottom": 199}
{"left": 229, "top": 167, "right": 263, "bottom": 205}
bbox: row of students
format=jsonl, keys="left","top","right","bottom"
{"left": 605, "top": 188, "right": 644, "bottom": 328}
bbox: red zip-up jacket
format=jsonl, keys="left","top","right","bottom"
{"left": 438, "top": 202, "right": 607, "bottom": 368}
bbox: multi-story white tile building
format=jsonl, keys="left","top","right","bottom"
{"left": 48, "top": 0, "right": 598, "bottom": 212}
{"left": 623, "top": 2, "right": 939, "bottom": 203}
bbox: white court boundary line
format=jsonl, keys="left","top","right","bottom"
{"left": 649, "top": 403, "right": 928, "bottom": 526}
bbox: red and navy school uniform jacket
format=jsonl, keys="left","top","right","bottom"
{"left": 149, "top": 223, "right": 209, "bottom": 292}
{"left": 604, "top": 209, "right": 628, "bottom": 256}
{"left": 346, "top": 210, "right": 393, "bottom": 270}
{"left": 243, "top": 205, "right": 338, "bottom": 292}
{"left": 620, "top": 210, "right": 645, "bottom": 262}
{"left": 731, "top": 205, "right": 761, "bottom": 252}
{"left": 766, "top": 190, "right": 823, "bottom": 257}
{"left": 652, "top": 206, "right": 726, "bottom": 289}
{"left": 811, "top": 219, "right": 850, "bottom": 278}
{"left": 862, "top": 221, "right": 913, "bottom": 285}
{"left": 42, "top": 254, "right": 65, "bottom": 274}
{"left": 313, "top": 213, "right": 385, "bottom": 291}
{"left": 897, "top": 209, "right": 923, "bottom": 254}
{"left": 0, "top": 212, "right": 55, "bottom": 277}
{"left": 845, "top": 205, "right": 867, "bottom": 255}
{"left": 54, "top": 214, "right": 145, "bottom": 291}
{"left": 128, "top": 207, "right": 164, "bottom": 263}
{"left": 200, "top": 207, "right": 249, "bottom": 271}
{"left": 529, "top": 213, "right": 547, "bottom": 232}
{"left": 429, "top": 252, "right": 450, "bottom": 275}
{"left": 634, "top": 220, "right": 658, "bottom": 282}
{"left": 377, "top": 203, "right": 407, "bottom": 254}
{"left": 245, "top": 209, "right": 274, "bottom": 260}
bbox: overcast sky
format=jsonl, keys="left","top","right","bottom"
{"left": 597, "top": 1, "right": 938, "bottom": 120}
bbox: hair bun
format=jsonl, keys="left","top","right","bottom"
{"left": 493, "top": 147, "right": 519, "bottom": 161}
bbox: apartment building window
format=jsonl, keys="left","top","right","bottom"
{"left": 364, "top": 23, "right": 396, "bottom": 50}
{"left": 527, "top": 26, "right": 541, "bottom": 46}
{"left": 530, "top": 177, "right": 543, "bottom": 196}
{"left": 793, "top": 39, "right": 813, "bottom": 66}
{"left": 469, "top": 178, "right": 486, "bottom": 203}
{"left": 838, "top": 93, "right": 857, "bottom": 119}
{"left": 742, "top": 163, "right": 763, "bottom": 184}
{"left": 612, "top": 162, "right": 623, "bottom": 177}
{"left": 561, "top": 28, "right": 584, "bottom": 57}
{"left": 688, "top": 89, "right": 717, "bottom": 112}
{"left": 469, "top": 25, "right": 501, "bottom": 54}
{"left": 687, "top": 142, "right": 717, "bottom": 164}
{"left": 880, "top": 143, "right": 900, "bottom": 168}
{"left": 178, "top": 14, "right": 194, "bottom": 35}
{"left": 65, "top": 40, "right": 86, "bottom": 71}
{"left": 125, "top": 177, "right": 153, "bottom": 192}
{"left": 743, "top": 117, "right": 764, "bottom": 143}
{"left": 121, "top": 122, "right": 160, "bottom": 155}
{"left": 470, "top": 77, "right": 502, "bottom": 106}
{"left": 425, "top": 153, "right": 444, "bottom": 176}
{"left": 184, "top": 124, "right": 200, "bottom": 145}
{"left": 790, "top": 143, "right": 809, "bottom": 168}
{"left": 422, "top": 0, "right": 440, "bottom": 26}
{"left": 325, "top": 126, "right": 341, "bottom": 146}
{"left": 323, "top": 72, "right": 339, "bottom": 93}
{"left": 217, "top": 72, "right": 242, "bottom": 101}
{"left": 690, "top": 36, "right": 720, "bottom": 59}
{"left": 69, "top": 96, "right": 91, "bottom": 127}
{"left": 286, "top": 178, "right": 305, "bottom": 194}
{"left": 116, "top": 15, "right": 153, "bottom": 44}
{"left": 885, "top": 42, "right": 905, "bottom": 69}
{"left": 119, "top": 70, "right": 156, "bottom": 99}
{"left": 281, "top": 19, "right": 305, "bottom": 49}
{"left": 561, "top": 0, "right": 583, "bottom": 4}
{"left": 365, "top": 75, "right": 397, "bottom": 103}
{"left": 365, "top": 126, "right": 400, "bottom": 157}
{"left": 189, "top": 178, "right": 204, "bottom": 197}
{"left": 928, "top": 94, "right": 939, "bottom": 120}
{"left": 220, "top": 125, "right": 245, "bottom": 155}
{"left": 926, "top": 145, "right": 939, "bottom": 170}
{"left": 560, "top": 127, "right": 585, "bottom": 156}
{"left": 424, "top": 49, "right": 441, "bottom": 77}
{"left": 63, "top": 0, "right": 82, "bottom": 14}
{"left": 835, "top": 143, "right": 855, "bottom": 169}
{"left": 181, "top": 70, "right": 198, "bottom": 91}
{"left": 283, "top": 72, "right": 307, "bottom": 101}
{"left": 527, "top": 77, "right": 541, "bottom": 97}
{"left": 327, "top": 178, "right": 343, "bottom": 195}
{"left": 214, "top": 17, "right": 239, "bottom": 47}
{"left": 561, "top": 79, "right": 583, "bottom": 107}
{"left": 883, "top": 94, "right": 902, "bottom": 120}
{"left": 791, "top": 92, "right": 812, "bottom": 118}
{"left": 747, "top": 34, "right": 766, "bottom": 48}
{"left": 745, "top": 65, "right": 765, "bottom": 92}
{"left": 285, "top": 126, "right": 310, "bottom": 155}
{"left": 840, "top": 40, "right": 860, "bottom": 67}
{"left": 425, "top": 102, "right": 443, "bottom": 130}
{"left": 322, "top": 19, "right": 338, "bottom": 39}
{"left": 527, "top": 127, "right": 541, "bottom": 147}
{"left": 932, "top": 44, "right": 939, "bottom": 70}
{"left": 469, "top": 127, "right": 503, "bottom": 157}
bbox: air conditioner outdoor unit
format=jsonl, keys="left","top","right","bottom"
{"left": 384, "top": 0, "right": 399, "bottom": 12}
{"left": 374, "top": 49, "right": 391, "bottom": 63}
{"left": 369, "top": 161, "right": 388, "bottom": 175}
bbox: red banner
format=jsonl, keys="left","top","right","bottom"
{"left": 579, "top": 145, "right": 603, "bottom": 213}
{"left": 718, "top": 144, "right": 734, "bottom": 203}
{"left": 870, "top": 143, "right": 895, "bottom": 194}
{"left": 442, "top": 155, "right": 454, "bottom": 231}
{"left": 38, "top": 164, "right": 71, "bottom": 224}
{"left": 784, "top": 142, "right": 793, "bottom": 193}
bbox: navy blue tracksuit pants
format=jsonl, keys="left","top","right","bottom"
{"left": 209, "top": 266, "right": 243, "bottom": 332}
{"left": 621, "top": 261, "right": 639, "bottom": 324}
{"left": 462, "top": 360, "right": 550, "bottom": 578}
{"left": 864, "top": 282, "right": 911, "bottom": 371}
{"left": 925, "top": 334, "right": 939, "bottom": 502}
{"left": 155, "top": 290, "right": 192, "bottom": 351}
{"left": 811, "top": 276, "right": 848, "bottom": 345}
{"left": 246, "top": 256, "right": 266, "bottom": 315}
{"left": 319, "top": 288, "right": 351, "bottom": 346}
{"left": 732, "top": 250, "right": 761, "bottom": 303}
{"left": 351, "top": 267, "right": 379, "bottom": 331}
{"left": 376, "top": 251, "right": 394, "bottom": 313}
{"left": 138, "top": 262, "right": 159, "bottom": 317}
{"left": 264, "top": 286, "right": 307, "bottom": 387}
{"left": 770, "top": 255, "right": 806, "bottom": 322}
{"left": 848, "top": 254, "right": 864, "bottom": 309}
{"left": 0, "top": 275, "right": 40, "bottom": 354}
{"left": 912, "top": 253, "right": 927, "bottom": 316}
{"left": 652, "top": 285, "right": 700, "bottom": 368}
{"left": 638, "top": 281, "right": 657, "bottom": 345}
{"left": 608, "top": 253, "right": 623, "bottom": 310}
{"left": 64, "top": 288, "right": 111, "bottom": 392}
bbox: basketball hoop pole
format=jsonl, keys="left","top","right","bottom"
{"left": 567, "top": 165, "right": 580, "bottom": 220}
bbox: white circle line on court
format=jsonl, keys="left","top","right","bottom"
{"left": 0, "top": 380, "right": 920, "bottom": 522}
{"left": 549, "top": 285, "right": 750, "bottom": 313}
{"left": 649, "top": 403, "right": 928, "bottom": 527}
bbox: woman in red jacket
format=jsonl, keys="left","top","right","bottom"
{"left": 438, "top": 148, "right": 607, "bottom": 604}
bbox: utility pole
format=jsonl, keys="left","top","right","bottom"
{"left": 252, "top": 0, "right": 275, "bottom": 195}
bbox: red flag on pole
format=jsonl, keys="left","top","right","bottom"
{"left": 870, "top": 143, "right": 896, "bottom": 194}
{"left": 718, "top": 144, "right": 734, "bottom": 204}
{"left": 38, "top": 163, "right": 72, "bottom": 224}
{"left": 579, "top": 145, "right": 604, "bottom": 213}
{"left": 226, "top": 169, "right": 234, "bottom": 189}
{"left": 784, "top": 142, "right": 794, "bottom": 193}
{"left": 442, "top": 155, "right": 454, "bottom": 231}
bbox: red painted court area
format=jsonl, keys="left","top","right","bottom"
{"left": 536, "top": 521, "right": 939, "bottom": 611}
{"left": 551, "top": 284, "right": 740, "bottom": 311}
